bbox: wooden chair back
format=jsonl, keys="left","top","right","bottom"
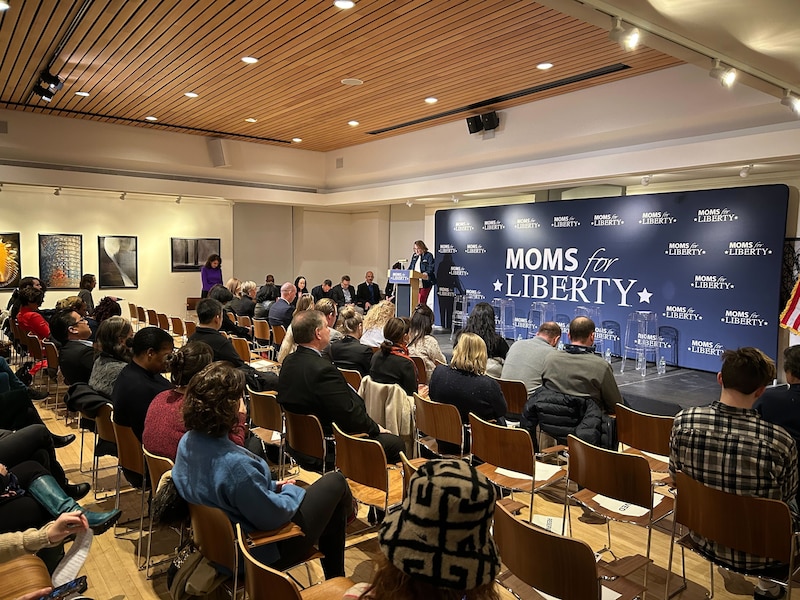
{"left": 283, "top": 410, "right": 327, "bottom": 465}
{"left": 146, "top": 309, "right": 158, "bottom": 327}
{"left": 235, "top": 523, "right": 302, "bottom": 600}
{"left": 26, "top": 333, "right": 44, "bottom": 360}
{"left": 42, "top": 340, "right": 59, "bottom": 370}
{"left": 184, "top": 321, "right": 196, "bottom": 337}
{"left": 136, "top": 306, "right": 146, "bottom": 326}
{"left": 128, "top": 302, "right": 138, "bottom": 322}
{"left": 333, "top": 423, "right": 390, "bottom": 508}
{"left": 170, "top": 316, "right": 185, "bottom": 337}
{"left": 0, "top": 555, "right": 53, "bottom": 600}
{"left": 496, "top": 378, "right": 528, "bottom": 414}
{"left": 410, "top": 355, "right": 427, "bottom": 385}
{"left": 615, "top": 403, "right": 673, "bottom": 457}
{"left": 248, "top": 389, "right": 283, "bottom": 432}
{"left": 112, "top": 419, "right": 145, "bottom": 479}
{"left": 494, "top": 502, "right": 601, "bottom": 599}
{"left": 253, "top": 319, "right": 271, "bottom": 343}
{"left": 94, "top": 403, "right": 117, "bottom": 447}
{"left": 469, "top": 412, "right": 534, "bottom": 476}
{"left": 186, "top": 297, "right": 201, "bottom": 311}
{"left": 414, "top": 392, "right": 464, "bottom": 450}
{"left": 338, "top": 367, "right": 362, "bottom": 391}
{"left": 189, "top": 503, "right": 237, "bottom": 573}
{"left": 157, "top": 313, "right": 170, "bottom": 331}
{"left": 567, "top": 434, "right": 652, "bottom": 509}
{"left": 237, "top": 315, "right": 252, "bottom": 328}
{"left": 230, "top": 336, "right": 251, "bottom": 363}
{"left": 674, "top": 471, "right": 794, "bottom": 563}
{"left": 399, "top": 450, "right": 419, "bottom": 499}
{"left": 142, "top": 447, "right": 174, "bottom": 492}
{"left": 272, "top": 325, "right": 287, "bottom": 346}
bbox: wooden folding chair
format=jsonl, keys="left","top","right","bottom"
{"left": 128, "top": 302, "right": 140, "bottom": 329}
{"left": 142, "top": 448, "right": 179, "bottom": 578}
{"left": 170, "top": 316, "right": 186, "bottom": 344}
{"left": 184, "top": 320, "right": 196, "bottom": 337}
{"left": 272, "top": 325, "right": 287, "bottom": 348}
{"left": 111, "top": 418, "right": 148, "bottom": 564}
{"left": 284, "top": 411, "right": 330, "bottom": 473}
{"left": 91, "top": 403, "right": 118, "bottom": 498}
{"left": 413, "top": 392, "right": 467, "bottom": 458}
{"left": 410, "top": 355, "right": 427, "bottom": 385}
{"left": 338, "top": 367, "right": 362, "bottom": 391}
{"left": 136, "top": 306, "right": 147, "bottom": 329}
{"left": 615, "top": 402, "right": 674, "bottom": 472}
{"left": 0, "top": 555, "right": 53, "bottom": 600}
{"left": 495, "top": 377, "right": 528, "bottom": 415}
{"left": 146, "top": 308, "right": 158, "bottom": 327}
{"left": 42, "top": 340, "right": 65, "bottom": 412}
{"left": 248, "top": 387, "right": 289, "bottom": 477}
{"left": 252, "top": 319, "right": 274, "bottom": 359}
{"left": 231, "top": 336, "right": 252, "bottom": 363}
{"left": 156, "top": 312, "right": 170, "bottom": 331}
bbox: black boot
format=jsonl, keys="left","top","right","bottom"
{"left": 63, "top": 482, "right": 91, "bottom": 500}
{"left": 28, "top": 475, "right": 122, "bottom": 535}
{"left": 51, "top": 433, "right": 76, "bottom": 448}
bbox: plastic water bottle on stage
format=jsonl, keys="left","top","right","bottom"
{"left": 658, "top": 356, "right": 666, "bottom": 375}
{"left": 604, "top": 347, "right": 612, "bottom": 364}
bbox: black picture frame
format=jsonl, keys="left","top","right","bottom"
{"left": 39, "top": 233, "right": 83, "bottom": 290}
{"left": 98, "top": 235, "right": 138, "bottom": 288}
{"left": 171, "top": 237, "right": 221, "bottom": 272}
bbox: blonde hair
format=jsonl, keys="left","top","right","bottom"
{"left": 225, "top": 277, "right": 242, "bottom": 297}
{"left": 451, "top": 332, "right": 488, "bottom": 375}
{"left": 241, "top": 280, "right": 257, "bottom": 295}
{"left": 363, "top": 300, "right": 395, "bottom": 330}
{"left": 337, "top": 305, "right": 363, "bottom": 336}
{"left": 293, "top": 294, "right": 315, "bottom": 316}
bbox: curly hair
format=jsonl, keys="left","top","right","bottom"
{"left": 20, "top": 286, "right": 44, "bottom": 306}
{"left": 462, "top": 302, "right": 503, "bottom": 357}
{"left": 182, "top": 362, "right": 244, "bottom": 437}
{"left": 363, "top": 300, "right": 395, "bottom": 331}
{"left": 170, "top": 341, "right": 214, "bottom": 386}
{"left": 94, "top": 316, "right": 133, "bottom": 362}
{"left": 56, "top": 296, "right": 87, "bottom": 313}
{"left": 93, "top": 297, "right": 122, "bottom": 323}
{"left": 360, "top": 554, "right": 500, "bottom": 600}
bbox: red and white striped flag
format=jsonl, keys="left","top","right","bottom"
{"left": 780, "top": 277, "right": 800, "bottom": 335}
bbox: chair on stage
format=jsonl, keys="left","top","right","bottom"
{"left": 450, "top": 294, "right": 474, "bottom": 341}
{"left": 658, "top": 325, "right": 679, "bottom": 366}
{"left": 575, "top": 305, "right": 603, "bottom": 353}
{"left": 493, "top": 502, "right": 646, "bottom": 600}
{"left": 491, "top": 297, "right": 516, "bottom": 340}
{"left": 621, "top": 310, "right": 660, "bottom": 375}
{"left": 615, "top": 403, "right": 673, "bottom": 472}
{"left": 526, "top": 301, "right": 556, "bottom": 339}
{"left": 413, "top": 393, "right": 467, "bottom": 459}
{"left": 555, "top": 313, "right": 571, "bottom": 345}
{"left": 665, "top": 471, "right": 799, "bottom": 600}
{"left": 565, "top": 434, "right": 674, "bottom": 597}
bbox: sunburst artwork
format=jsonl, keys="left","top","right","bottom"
{"left": 0, "top": 233, "right": 21, "bottom": 288}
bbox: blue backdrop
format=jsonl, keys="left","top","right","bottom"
{"left": 434, "top": 184, "right": 789, "bottom": 372}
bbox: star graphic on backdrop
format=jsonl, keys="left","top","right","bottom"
{"left": 638, "top": 288, "right": 653, "bottom": 303}
{"left": 493, "top": 279, "right": 503, "bottom": 291}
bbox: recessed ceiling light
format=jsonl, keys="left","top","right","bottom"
{"left": 241, "top": 56, "right": 258, "bottom": 64}
{"left": 145, "top": 116, "right": 158, "bottom": 121}
{"left": 184, "top": 92, "right": 199, "bottom": 98}
{"left": 75, "top": 91, "right": 90, "bottom": 97}
{"left": 424, "top": 97, "right": 438, "bottom": 104}
{"left": 244, "top": 117, "right": 258, "bottom": 123}
{"left": 0, "top": 2, "right": 9, "bottom": 11}
{"left": 334, "top": 0, "right": 355, "bottom": 8}
{"left": 536, "top": 62, "right": 553, "bottom": 70}
{"left": 292, "top": 138, "right": 302, "bottom": 143}
{"left": 341, "top": 78, "right": 363, "bottom": 86}
{"left": 348, "top": 120, "right": 359, "bottom": 126}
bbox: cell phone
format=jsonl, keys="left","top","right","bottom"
{"left": 38, "top": 575, "right": 88, "bottom": 600}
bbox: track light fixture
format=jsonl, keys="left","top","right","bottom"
{"left": 452, "top": 195, "right": 459, "bottom": 204}
{"left": 33, "top": 85, "right": 54, "bottom": 102}
{"left": 781, "top": 90, "right": 800, "bottom": 116}
{"left": 53, "top": 187, "right": 61, "bottom": 196}
{"left": 641, "top": 174, "right": 652, "bottom": 186}
{"left": 709, "top": 59, "right": 736, "bottom": 88}
{"left": 406, "top": 200, "right": 413, "bottom": 207}
{"left": 608, "top": 17, "right": 640, "bottom": 51}
{"left": 739, "top": 164, "right": 753, "bottom": 178}
{"left": 40, "top": 71, "right": 63, "bottom": 92}
{"left": 176, "top": 195, "right": 182, "bottom": 204}
{"left": 120, "top": 192, "right": 127, "bottom": 200}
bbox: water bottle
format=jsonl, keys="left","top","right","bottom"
{"left": 604, "top": 347, "right": 612, "bottom": 364}
{"left": 658, "top": 356, "right": 666, "bottom": 375}
{"left": 557, "top": 340, "right": 564, "bottom": 351}
{"left": 636, "top": 351, "right": 644, "bottom": 371}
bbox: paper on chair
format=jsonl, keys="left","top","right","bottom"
{"left": 495, "top": 462, "right": 563, "bottom": 481}
{"left": 271, "top": 430, "right": 281, "bottom": 442}
{"left": 531, "top": 514, "right": 564, "bottom": 533}
{"left": 642, "top": 450, "right": 669, "bottom": 463}
{"left": 495, "top": 467, "right": 532, "bottom": 480}
{"left": 532, "top": 586, "right": 620, "bottom": 600}
{"left": 591, "top": 493, "right": 663, "bottom": 517}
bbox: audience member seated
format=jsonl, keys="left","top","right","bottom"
{"left": 355, "top": 271, "right": 381, "bottom": 312}
{"left": 189, "top": 299, "right": 278, "bottom": 391}
{"left": 670, "top": 347, "right": 797, "bottom": 600}
{"left": 143, "top": 341, "right": 258, "bottom": 461}
{"left": 55, "top": 295, "right": 97, "bottom": 340}
{"left": 360, "top": 300, "right": 395, "bottom": 348}
{"left": 428, "top": 333, "right": 506, "bottom": 455}
{"left": 16, "top": 287, "right": 50, "bottom": 340}
{"left": 455, "top": 302, "right": 508, "bottom": 378}
{"left": 311, "top": 279, "right": 333, "bottom": 303}
{"left": 292, "top": 275, "right": 310, "bottom": 307}
{"left": 501, "top": 321, "right": 561, "bottom": 396}
{"left": 5, "top": 277, "right": 44, "bottom": 338}
{"left": 208, "top": 284, "right": 252, "bottom": 339}
{"left": 0, "top": 380, "right": 74, "bottom": 448}
{"left": 50, "top": 310, "right": 94, "bottom": 385}
{"left": 277, "top": 310, "right": 404, "bottom": 469}
{"left": 77, "top": 273, "right": 97, "bottom": 316}
{"left": 111, "top": 326, "right": 174, "bottom": 442}
{"left": 225, "top": 277, "right": 242, "bottom": 303}
{"left": 277, "top": 295, "right": 315, "bottom": 363}
{"left": 268, "top": 282, "right": 297, "bottom": 328}
{"left": 407, "top": 304, "right": 446, "bottom": 382}
{"left": 228, "top": 280, "right": 257, "bottom": 318}
{"left": 343, "top": 459, "right": 500, "bottom": 600}
{"left": 369, "top": 318, "right": 419, "bottom": 397}
{"left": 92, "top": 296, "right": 123, "bottom": 324}
{"left": 330, "top": 275, "right": 357, "bottom": 311}
{"left": 254, "top": 275, "right": 279, "bottom": 319}
{"left": 315, "top": 298, "right": 343, "bottom": 345}
{"left": 172, "top": 362, "right": 354, "bottom": 578}
{"left": 0, "top": 356, "right": 48, "bottom": 401}
{"left": 0, "top": 425, "right": 82, "bottom": 497}
{"left": 755, "top": 345, "right": 800, "bottom": 468}
{"left": 88, "top": 316, "right": 133, "bottom": 398}
{"left": 329, "top": 307, "right": 373, "bottom": 376}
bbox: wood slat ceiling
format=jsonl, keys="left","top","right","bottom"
{"left": 0, "top": 0, "right": 682, "bottom": 152}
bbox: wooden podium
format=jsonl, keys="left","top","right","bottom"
{"left": 387, "top": 269, "right": 423, "bottom": 317}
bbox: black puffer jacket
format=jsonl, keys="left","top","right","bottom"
{"left": 523, "top": 385, "right": 616, "bottom": 450}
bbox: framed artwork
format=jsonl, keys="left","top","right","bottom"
{"left": 39, "top": 234, "right": 82, "bottom": 289}
{"left": 0, "top": 233, "right": 21, "bottom": 290}
{"left": 98, "top": 236, "right": 138, "bottom": 288}
{"left": 171, "top": 237, "right": 220, "bottom": 272}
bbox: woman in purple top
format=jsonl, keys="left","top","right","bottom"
{"left": 200, "top": 254, "right": 222, "bottom": 298}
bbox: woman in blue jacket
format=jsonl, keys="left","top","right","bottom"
{"left": 409, "top": 240, "right": 436, "bottom": 305}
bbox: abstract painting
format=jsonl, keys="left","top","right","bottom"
{"left": 0, "top": 233, "right": 21, "bottom": 289}
{"left": 98, "top": 236, "right": 138, "bottom": 288}
{"left": 171, "top": 237, "right": 220, "bottom": 272}
{"left": 39, "top": 234, "right": 82, "bottom": 289}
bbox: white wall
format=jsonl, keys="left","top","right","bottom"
{"left": 232, "top": 203, "right": 294, "bottom": 284}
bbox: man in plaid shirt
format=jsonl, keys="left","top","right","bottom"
{"left": 670, "top": 347, "right": 798, "bottom": 600}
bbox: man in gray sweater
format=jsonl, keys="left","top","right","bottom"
{"left": 501, "top": 321, "right": 561, "bottom": 395}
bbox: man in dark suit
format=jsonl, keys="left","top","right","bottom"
{"left": 50, "top": 309, "right": 95, "bottom": 385}
{"left": 267, "top": 282, "right": 296, "bottom": 327}
{"left": 330, "top": 275, "right": 358, "bottom": 310}
{"left": 311, "top": 279, "right": 333, "bottom": 303}
{"left": 355, "top": 271, "right": 381, "bottom": 312}
{"left": 277, "top": 310, "right": 404, "bottom": 469}
{"left": 755, "top": 344, "right": 800, "bottom": 456}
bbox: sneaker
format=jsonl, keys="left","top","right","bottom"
{"left": 27, "top": 387, "right": 49, "bottom": 401}
{"left": 753, "top": 586, "right": 785, "bottom": 600}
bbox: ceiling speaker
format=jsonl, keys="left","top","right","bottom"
{"left": 481, "top": 111, "right": 499, "bottom": 131}
{"left": 466, "top": 116, "right": 483, "bottom": 134}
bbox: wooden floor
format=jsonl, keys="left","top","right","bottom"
{"left": 35, "top": 398, "right": 787, "bottom": 599}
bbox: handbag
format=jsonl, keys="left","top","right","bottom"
{"left": 151, "top": 472, "right": 189, "bottom": 529}
{"left": 167, "top": 541, "right": 226, "bottom": 600}
{"left": 14, "top": 361, "right": 33, "bottom": 386}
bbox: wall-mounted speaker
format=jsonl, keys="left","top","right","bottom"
{"left": 466, "top": 116, "right": 483, "bottom": 134}
{"left": 481, "top": 111, "right": 499, "bottom": 131}
{"left": 207, "top": 137, "right": 231, "bottom": 168}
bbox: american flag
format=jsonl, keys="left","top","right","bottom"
{"left": 780, "top": 277, "right": 800, "bottom": 334}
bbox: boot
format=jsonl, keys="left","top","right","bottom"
{"left": 51, "top": 433, "right": 76, "bottom": 448}
{"left": 63, "top": 481, "right": 91, "bottom": 500}
{"left": 28, "top": 475, "right": 122, "bottom": 535}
